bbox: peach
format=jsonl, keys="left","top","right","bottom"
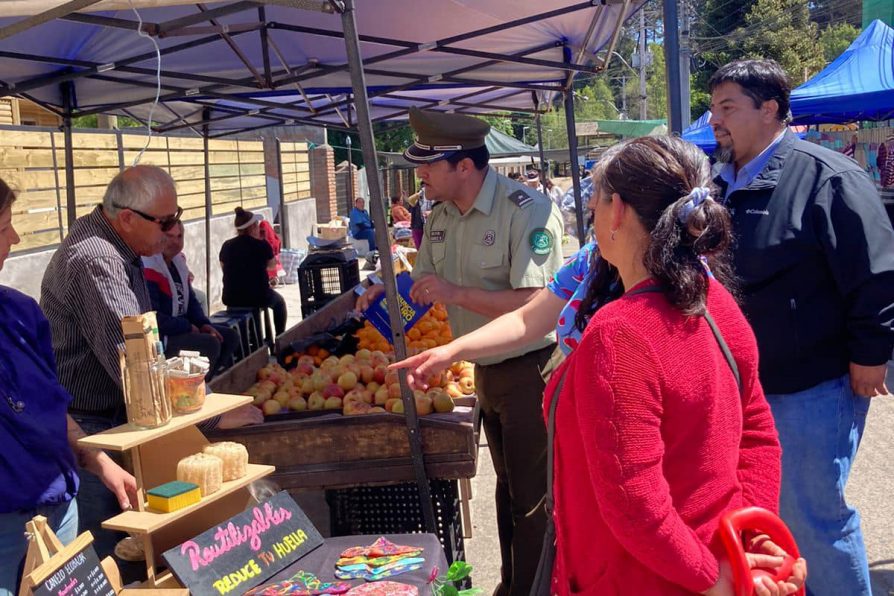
{"left": 388, "top": 383, "right": 402, "bottom": 399}
{"left": 288, "top": 396, "right": 307, "bottom": 412}
{"left": 324, "top": 396, "right": 343, "bottom": 410}
{"left": 343, "top": 400, "right": 371, "bottom": 416}
{"left": 391, "top": 399, "right": 405, "bottom": 414}
{"left": 337, "top": 371, "right": 358, "bottom": 391}
{"left": 307, "top": 392, "right": 325, "bottom": 410}
{"left": 384, "top": 397, "right": 401, "bottom": 412}
{"left": 274, "top": 390, "right": 291, "bottom": 406}
{"left": 374, "top": 387, "right": 390, "bottom": 406}
{"left": 458, "top": 376, "right": 475, "bottom": 395}
{"left": 366, "top": 381, "right": 380, "bottom": 395}
{"left": 373, "top": 365, "right": 388, "bottom": 384}
{"left": 414, "top": 394, "right": 433, "bottom": 416}
{"left": 339, "top": 354, "right": 356, "bottom": 366}
{"left": 384, "top": 370, "right": 399, "bottom": 387}
{"left": 355, "top": 348, "right": 372, "bottom": 361}
{"left": 369, "top": 406, "right": 386, "bottom": 413}
{"left": 322, "top": 383, "right": 346, "bottom": 399}
{"left": 444, "top": 382, "right": 463, "bottom": 398}
{"left": 432, "top": 391, "right": 454, "bottom": 413}
{"left": 359, "top": 365, "right": 375, "bottom": 385}
{"left": 261, "top": 399, "right": 282, "bottom": 415}
{"left": 311, "top": 372, "right": 329, "bottom": 392}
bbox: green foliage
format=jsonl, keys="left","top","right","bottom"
{"left": 818, "top": 22, "right": 861, "bottom": 63}
{"left": 430, "top": 561, "right": 482, "bottom": 596}
{"left": 739, "top": 0, "right": 824, "bottom": 85}
{"left": 374, "top": 124, "right": 414, "bottom": 154}
{"left": 481, "top": 115, "right": 514, "bottom": 136}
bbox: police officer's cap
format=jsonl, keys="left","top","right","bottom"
{"left": 403, "top": 107, "right": 490, "bottom": 164}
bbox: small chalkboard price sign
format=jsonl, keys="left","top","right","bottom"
{"left": 162, "top": 491, "right": 323, "bottom": 596}
{"left": 19, "top": 519, "right": 117, "bottom": 596}
{"left": 31, "top": 544, "right": 115, "bottom": 596}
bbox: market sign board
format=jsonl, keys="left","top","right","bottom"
{"left": 162, "top": 491, "right": 323, "bottom": 596}
{"left": 31, "top": 541, "right": 115, "bottom": 596}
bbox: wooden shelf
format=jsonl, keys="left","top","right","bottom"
{"left": 102, "top": 463, "right": 273, "bottom": 534}
{"left": 77, "top": 393, "right": 251, "bottom": 451}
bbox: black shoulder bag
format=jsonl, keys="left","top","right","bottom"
{"left": 530, "top": 286, "right": 741, "bottom": 596}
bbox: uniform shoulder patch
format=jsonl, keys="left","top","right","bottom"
{"left": 529, "top": 227, "right": 554, "bottom": 255}
{"left": 508, "top": 189, "right": 534, "bottom": 209}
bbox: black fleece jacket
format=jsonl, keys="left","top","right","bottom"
{"left": 715, "top": 130, "right": 894, "bottom": 394}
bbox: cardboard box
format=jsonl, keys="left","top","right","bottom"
{"left": 315, "top": 221, "right": 347, "bottom": 240}
{"left": 363, "top": 272, "right": 431, "bottom": 344}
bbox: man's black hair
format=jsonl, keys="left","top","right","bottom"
{"left": 708, "top": 59, "right": 791, "bottom": 123}
{"left": 445, "top": 145, "right": 490, "bottom": 170}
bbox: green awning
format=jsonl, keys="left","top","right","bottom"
{"left": 578, "top": 119, "right": 668, "bottom": 137}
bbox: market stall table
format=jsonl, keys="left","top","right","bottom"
{"left": 257, "top": 533, "right": 448, "bottom": 593}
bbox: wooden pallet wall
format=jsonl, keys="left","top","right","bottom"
{"left": 0, "top": 128, "right": 308, "bottom": 253}
{"left": 279, "top": 141, "right": 311, "bottom": 203}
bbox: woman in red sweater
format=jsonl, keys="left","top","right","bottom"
{"left": 544, "top": 136, "right": 805, "bottom": 595}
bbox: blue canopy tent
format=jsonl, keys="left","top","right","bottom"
{"left": 681, "top": 110, "right": 716, "bottom": 152}
{"left": 791, "top": 19, "right": 894, "bottom": 123}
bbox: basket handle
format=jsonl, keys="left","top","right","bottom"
{"left": 717, "top": 507, "right": 804, "bottom": 596}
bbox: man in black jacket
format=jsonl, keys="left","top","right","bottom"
{"left": 709, "top": 59, "right": 894, "bottom": 595}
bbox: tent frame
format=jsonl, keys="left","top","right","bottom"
{"left": 0, "top": 0, "right": 685, "bottom": 539}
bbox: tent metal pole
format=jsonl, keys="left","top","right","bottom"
{"left": 535, "top": 111, "right": 547, "bottom": 181}
{"left": 339, "top": 0, "right": 437, "bottom": 535}
{"left": 61, "top": 81, "right": 77, "bottom": 228}
{"left": 0, "top": 0, "right": 102, "bottom": 41}
{"left": 203, "top": 109, "right": 213, "bottom": 314}
{"left": 155, "top": 1, "right": 258, "bottom": 36}
{"left": 259, "top": 9, "right": 273, "bottom": 88}
{"left": 663, "top": 0, "right": 685, "bottom": 133}
{"left": 562, "top": 50, "right": 586, "bottom": 246}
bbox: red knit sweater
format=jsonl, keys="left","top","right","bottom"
{"left": 544, "top": 279, "right": 781, "bottom": 595}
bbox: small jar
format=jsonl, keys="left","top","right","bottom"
{"left": 123, "top": 360, "right": 172, "bottom": 429}
{"left": 166, "top": 370, "right": 207, "bottom": 414}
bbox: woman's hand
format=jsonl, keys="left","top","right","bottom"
{"left": 390, "top": 345, "right": 456, "bottom": 390}
{"left": 93, "top": 452, "right": 139, "bottom": 511}
{"left": 356, "top": 284, "right": 385, "bottom": 312}
{"left": 702, "top": 538, "right": 806, "bottom": 596}
{"left": 217, "top": 404, "right": 264, "bottom": 429}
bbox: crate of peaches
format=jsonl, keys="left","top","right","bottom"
{"left": 243, "top": 348, "right": 476, "bottom": 419}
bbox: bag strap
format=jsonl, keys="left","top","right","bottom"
{"left": 544, "top": 284, "right": 741, "bottom": 515}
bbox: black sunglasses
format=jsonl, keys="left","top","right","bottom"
{"left": 114, "top": 203, "right": 183, "bottom": 232}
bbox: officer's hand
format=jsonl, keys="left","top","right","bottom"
{"left": 410, "top": 274, "right": 458, "bottom": 306}
{"left": 356, "top": 283, "right": 385, "bottom": 312}
{"left": 849, "top": 362, "right": 890, "bottom": 397}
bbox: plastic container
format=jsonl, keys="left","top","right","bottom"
{"left": 166, "top": 371, "right": 207, "bottom": 414}
{"left": 165, "top": 352, "right": 210, "bottom": 414}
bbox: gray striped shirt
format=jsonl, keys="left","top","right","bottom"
{"left": 40, "top": 206, "right": 151, "bottom": 416}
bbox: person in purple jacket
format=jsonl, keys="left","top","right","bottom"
{"left": 0, "top": 179, "right": 136, "bottom": 595}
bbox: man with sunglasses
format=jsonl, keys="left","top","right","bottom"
{"left": 38, "top": 165, "right": 263, "bottom": 577}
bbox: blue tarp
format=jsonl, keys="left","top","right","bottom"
{"left": 791, "top": 19, "right": 894, "bottom": 123}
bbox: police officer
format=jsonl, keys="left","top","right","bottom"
{"left": 361, "top": 107, "right": 564, "bottom": 596}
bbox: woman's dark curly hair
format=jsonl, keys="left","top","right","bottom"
{"left": 575, "top": 135, "right": 737, "bottom": 329}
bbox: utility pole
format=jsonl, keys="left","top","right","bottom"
{"left": 638, "top": 8, "right": 648, "bottom": 120}
{"left": 680, "top": 0, "right": 692, "bottom": 129}
{"left": 620, "top": 75, "right": 628, "bottom": 118}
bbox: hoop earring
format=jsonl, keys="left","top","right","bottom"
{"left": 610, "top": 229, "right": 617, "bottom": 241}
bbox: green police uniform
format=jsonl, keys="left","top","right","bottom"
{"left": 404, "top": 107, "right": 564, "bottom": 596}
{"left": 412, "top": 168, "right": 564, "bottom": 364}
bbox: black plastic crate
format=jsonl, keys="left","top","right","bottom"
{"left": 298, "top": 258, "right": 360, "bottom": 311}
{"left": 326, "top": 480, "right": 466, "bottom": 569}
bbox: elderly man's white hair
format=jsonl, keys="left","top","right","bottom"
{"left": 103, "top": 165, "right": 176, "bottom": 218}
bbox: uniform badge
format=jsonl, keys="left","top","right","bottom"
{"left": 482, "top": 230, "right": 496, "bottom": 246}
{"left": 508, "top": 189, "right": 534, "bottom": 208}
{"left": 529, "top": 228, "right": 553, "bottom": 255}
{"left": 429, "top": 230, "right": 446, "bottom": 243}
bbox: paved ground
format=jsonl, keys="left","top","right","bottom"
{"left": 275, "top": 255, "right": 894, "bottom": 595}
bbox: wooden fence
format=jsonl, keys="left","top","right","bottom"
{"left": 279, "top": 141, "right": 312, "bottom": 204}
{"left": 0, "top": 127, "right": 310, "bottom": 253}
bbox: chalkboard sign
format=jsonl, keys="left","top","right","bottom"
{"left": 162, "top": 491, "right": 324, "bottom": 596}
{"left": 31, "top": 543, "right": 115, "bottom": 596}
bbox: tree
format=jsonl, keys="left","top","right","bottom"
{"left": 818, "top": 22, "right": 860, "bottom": 63}
{"left": 809, "top": 0, "right": 862, "bottom": 29}
{"left": 739, "top": 0, "right": 824, "bottom": 84}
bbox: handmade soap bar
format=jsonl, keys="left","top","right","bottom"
{"left": 146, "top": 480, "right": 201, "bottom": 513}
{"left": 203, "top": 442, "right": 248, "bottom": 481}
{"left": 176, "top": 453, "right": 223, "bottom": 496}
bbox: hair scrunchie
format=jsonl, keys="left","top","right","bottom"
{"left": 677, "top": 186, "right": 713, "bottom": 224}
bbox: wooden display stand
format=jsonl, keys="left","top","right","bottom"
{"left": 77, "top": 393, "right": 274, "bottom": 588}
